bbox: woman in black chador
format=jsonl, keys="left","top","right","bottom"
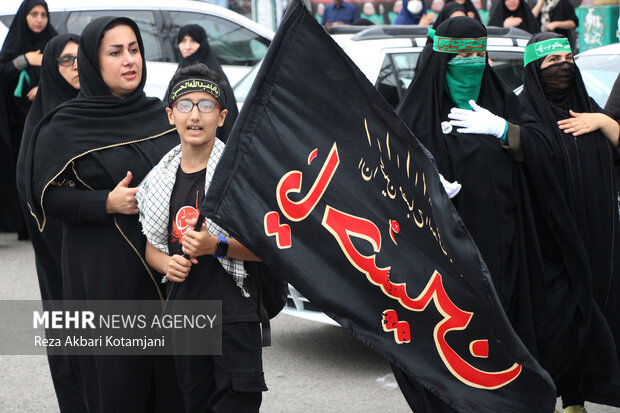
{"left": 16, "top": 32, "right": 87, "bottom": 413}
{"left": 518, "top": 32, "right": 620, "bottom": 412}
{"left": 175, "top": 24, "right": 238, "bottom": 142}
{"left": 532, "top": 0, "right": 577, "bottom": 48}
{"left": 488, "top": 0, "right": 540, "bottom": 34}
{"left": 433, "top": 1, "right": 467, "bottom": 28}
{"left": 18, "top": 17, "right": 183, "bottom": 412}
{"left": 444, "top": 0, "right": 481, "bottom": 22}
{"left": 393, "top": 16, "right": 549, "bottom": 411}
{"left": 0, "top": 0, "right": 56, "bottom": 237}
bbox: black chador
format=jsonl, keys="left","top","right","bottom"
{"left": 434, "top": 2, "right": 467, "bottom": 28}
{"left": 444, "top": 0, "right": 481, "bottom": 22}
{"left": 18, "top": 17, "right": 183, "bottom": 412}
{"left": 519, "top": 32, "right": 620, "bottom": 407}
{"left": 175, "top": 24, "right": 238, "bottom": 142}
{"left": 395, "top": 17, "right": 548, "bottom": 411}
{"left": 15, "top": 32, "right": 86, "bottom": 413}
{"left": 0, "top": 0, "right": 56, "bottom": 235}
{"left": 488, "top": 0, "right": 540, "bottom": 34}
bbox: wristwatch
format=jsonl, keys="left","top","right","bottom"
{"left": 213, "top": 235, "right": 228, "bottom": 258}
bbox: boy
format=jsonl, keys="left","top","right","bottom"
{"left": 137, "top": 63, "right": 266, "bottom": 412}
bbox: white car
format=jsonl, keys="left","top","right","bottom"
{"left": 574, "top": 42, "right": 620, "bottom": 108}
{"left": 0, "top": 0, "right": 274, "bottom": 99}
{"left": 340, "top": 25, "right": 530, "bottom": 108}
{"left": 236, "top": 25, "right": 531, "bottom": 111}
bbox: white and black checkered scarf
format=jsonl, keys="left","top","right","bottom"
{"left": 136, "top": 138, "right": 249, "bottom": 296}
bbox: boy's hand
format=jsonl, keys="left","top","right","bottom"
{"left": 166, "top": 254, "right": 192, "bottom": 282}
{"left": 182, "top": 217, "right": 218, "bottom": 263}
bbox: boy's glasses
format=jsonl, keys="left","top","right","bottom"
{"left": 57, "top": 55, "right": 77, "bottom": 67}
{"left": 172, "top": 99, "right": 220, "bottom": 114}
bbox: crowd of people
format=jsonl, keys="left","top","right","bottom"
{"left": 0, "top": 0, "right": 619, "bottom": 412}
{"left": 317, "top": 0, "right": 578, "bottom": 39}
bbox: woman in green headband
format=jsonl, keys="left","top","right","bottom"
{"left": 518, "top": 32, "right": 620, "bottom": 413}
{"left": 396, "top": 16, "right": 552, "bottom": 411}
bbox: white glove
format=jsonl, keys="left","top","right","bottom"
{"left": 447, "top": 100, "right": 507, "bottom": 139}
{"left": 439, "top": 173, "right": 461, "bottom": 199}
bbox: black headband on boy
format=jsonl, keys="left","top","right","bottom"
{"left": 168, "top": 77, "right": 226, "bottom": 109}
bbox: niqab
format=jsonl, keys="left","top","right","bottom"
{"left": 488, "top": 0, "right": 540, "bottom": 34}
{"left": 175, "top": 24, "right": 238, "bottom": 142}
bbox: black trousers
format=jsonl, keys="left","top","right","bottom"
{"left": 174, "top": 322, "right": 267, "bottom": 413}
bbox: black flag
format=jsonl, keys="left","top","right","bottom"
{"left": 203, "top": 0, "right": 555, "bottom": 411}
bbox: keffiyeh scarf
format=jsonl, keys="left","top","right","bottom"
{"left": 136, "top": 138, "right": 249, "bottom": 296}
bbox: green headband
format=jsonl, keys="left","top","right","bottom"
{"left": 428, "top": 28, "right": 487, "bottom": 54}
{"left": 169, "top": 78, "right": 225, "bottom": 108}
{"left": 523, "top": 38, "right": 571, "bottom": 67}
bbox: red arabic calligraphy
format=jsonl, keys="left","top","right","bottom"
{"left": 276, "top": 143, "right": 339, "bottom": 222}
{"left": 321, "top": 205, "right": 522, "bottom": 389}
{"left": 264, "top": 211, "right": 292, "bottom": 249}
{"left": 382, "top": 309, "right": 411, "bottom": 344}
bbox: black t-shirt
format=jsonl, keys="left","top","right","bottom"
{"left": 168, "top": 165, "right": 259, "bottom": 324}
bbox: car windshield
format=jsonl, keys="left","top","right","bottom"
{"left": 575, "top": 53, "right": 620, "bottom": 107}
{"left": 488, "top": 51, "right": 524, "bottom": 91}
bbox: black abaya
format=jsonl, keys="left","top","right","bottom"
{"left": 394, "top": 17, "right": 547, "bottom": 409}
{"left": 0, "top": 0, "right": 56, "bottom": 234}
{"left": 444, "top": 0, "right": 482, "bottom": 22}
{"left": 519, "top": 32, "right": 620, "bottom": 406}
{"left": 488, "top": 0, "right": 540, "bottom": 34}
{"left": 18, "top": 16, "right": 183, "bottom": 413}
{"left": 15, "top": 32, "right": 86, "bottom": 413}
{"left": 605, "top": 72, "right": 620, "bottom": 122}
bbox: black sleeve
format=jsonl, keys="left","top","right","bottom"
{"left": 604, "top": 73, "right": 620, "bottom": 122}
{"left": 556, "top": 0, "right": 578, "bottom": 26}
{"left": 44, "top": 186, "right": 112, "bottom": 225}
{"left": 487, "top": 8, "right": 503, "bottom": 27}
{"left": 0, "top": 59, "right": 20, "bottom": 81}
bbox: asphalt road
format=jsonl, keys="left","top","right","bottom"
{"left": 0, "top": 233, "right": 618, "bottom": 412}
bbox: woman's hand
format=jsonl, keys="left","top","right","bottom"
{"left": 558, "top": 110, "right": 620, "bottom": 147}
{"left": 106, "top": 171, "right": 139, "bottom": 215}
{"left": 25, "top": 50, "right": 42, "bottom": 66}
{"left": 26, "top": 86, "right": 38, "bottom": 101}
{"left": 419, "top": 13, "right": 435, "bottom": 26}
{"left": 503, "top": 16, "right": 523, "bottom": 28}
{"left": 166, "top": 254, "right": 192, "bottom": 283}
{"left": 558, "top": 110, "right": 605, "bottom": 136}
